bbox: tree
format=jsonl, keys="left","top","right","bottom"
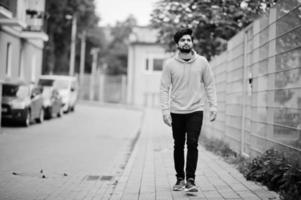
{"left": 43, "top": 0, "right": 100, "bottom": 75}
{"left": 151, "top": 0, "right": 277, "bottom": 60}
{"left": 104, "top": 15, "right": 137, "bottom": 75}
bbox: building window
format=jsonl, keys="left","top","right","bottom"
{"left": 153, "top": 59, "right": 163, "bottom": 71}
{"left": 5, "top": 42, "right": 12, "bottom": 76}
{"left": 144, "top": 57, "right": 164, "bottom": 73}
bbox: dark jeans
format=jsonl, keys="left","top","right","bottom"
{"left": 171, "top": 111, "right": 203, "bottom": 180}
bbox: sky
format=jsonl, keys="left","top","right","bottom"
{"left": 95, "top": 0, "right": 158, "bottom": 26}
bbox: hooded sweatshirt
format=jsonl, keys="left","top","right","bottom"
{"left": 160, "top": 50, "right": 217, "bottom": 115}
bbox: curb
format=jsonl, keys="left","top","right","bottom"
{"left": 102, "top": 110, "right": 146, "bottom": 200}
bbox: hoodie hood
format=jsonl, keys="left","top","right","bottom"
{"left": 174, "top": 50, "right": 198, "bottom": 64}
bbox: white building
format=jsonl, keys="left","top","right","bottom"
{"left": 0, "top": 0, "right": 48, "bottom": 82}
{"left": 127, "top": 26, "right": 171, "bottom": 107}
{"left": 0, "top": 0, "right": 48, "bottom": 128}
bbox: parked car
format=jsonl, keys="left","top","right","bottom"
{"left": 38, "top": 75, "right": 78, "bottom": 113}
{"left": 42, "top": 87, "right": 64, "bottom": 119}
{"left": 1, "top": 81, "right": 44, "bottom": 126}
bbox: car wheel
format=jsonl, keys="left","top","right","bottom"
{"left": 63, "top": 105, "right": 69, "bottom": 114}
{"left": 23, "top": 110, "right": 31, "bottom": 127}
{"left": 36, "top": 109, "right": 44, "bottom": 123}
{"left": 45, "top": 107, "right": 52, "bottom": 119}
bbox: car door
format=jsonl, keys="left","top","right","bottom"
{"left": 51, "top": 89, "right": 61, "bottom": 114}
{"left": 30, "top": 86, "right": 42, "bottom": 119}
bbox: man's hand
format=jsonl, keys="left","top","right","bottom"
{"left": 210, "top": 111, "right": 217, "bottom": 122}
{"left": 163, "top": 114, "right": 172, "bottom": 127}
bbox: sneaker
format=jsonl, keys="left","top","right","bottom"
{"left": 185, "top": 178, "right": 198, "bottom": 192}
{"left": 173, "top": 178, "right": 185, "bottom": 191}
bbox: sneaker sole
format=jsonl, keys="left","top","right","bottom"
{"left": 184, "top": 186, "right": 198, "bottom": 192}
{"left": 173, "top": 186, "right": 185, "bottom": 191}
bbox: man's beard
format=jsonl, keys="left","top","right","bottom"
{"left": 178, "top": 46, "right": 192, "bottom": 53}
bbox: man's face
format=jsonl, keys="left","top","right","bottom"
{"left": 177, "top": 34, "right": 193, "bottom": 53}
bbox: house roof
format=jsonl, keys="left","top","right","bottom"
{"left": 129, "top": 26, "right": 159, "bottom": 44}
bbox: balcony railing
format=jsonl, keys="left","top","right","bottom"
{"left": 25, "top": 9, "right": 45, "bottom": 32}
{"left": 0, "top": 0, "right": 9, "bottom": 9}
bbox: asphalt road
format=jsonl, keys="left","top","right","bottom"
{"left": 0, "top": 103, "right": 143, "bottom": 200}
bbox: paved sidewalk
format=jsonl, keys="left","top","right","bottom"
{"left": 108, "top": 108, "right": 280, "bottom": 200}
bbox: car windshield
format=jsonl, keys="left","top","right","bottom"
{"left": 53, "top": 79, "right": 69, "bottom": 90}
{"left": 3, "top": 84, "right": 29, "bottom": 99}
{"left": 38, "top": 79, "right": 55, "bottom": 86}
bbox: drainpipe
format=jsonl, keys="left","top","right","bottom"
{"left": 0, "top": 80, "right": 2, "bottom": 133}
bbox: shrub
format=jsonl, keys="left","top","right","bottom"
{"left": 199, "top": 136, "right": 301, "bottom": 200}
{"left": 243, "top": 149, "right": 288, "bottom": 191}
{"left": 200, "top": 135, "right": 237, "bottom": 158}
{"left": 240, "top": 149, "right": 301, "bottom": 200}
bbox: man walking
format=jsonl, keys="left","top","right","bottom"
{"left": 160, "top": 28, "right": 217, "bottom": 192}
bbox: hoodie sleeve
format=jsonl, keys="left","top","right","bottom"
{"left": 160, "top": 61, "right": 172, "bottom": 116}
{"left": 202, "top": 58, "right": 218, "bottom": 112}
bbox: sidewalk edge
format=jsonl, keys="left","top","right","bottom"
{"left": 103, "top": 110, "right": 146, "bottom": 200}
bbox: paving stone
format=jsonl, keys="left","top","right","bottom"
{"left": 203, "top": 190, "right": 224, "bottom": 198}
{"left": 235, "top": 190, "right": 261, "bottom": 200}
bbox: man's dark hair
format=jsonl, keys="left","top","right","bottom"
{"left": 173, "top": 28, "right": 193, "bottom": 44}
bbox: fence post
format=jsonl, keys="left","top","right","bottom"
{"left": 0, "top": 81, "right": 2, "bottom": 133}
{"left": 121, "top": 75, "right": 127, "bottom": 104}
{"left": 89, "top": 48, "right": 99, "bottom": 101}
{"left": 241, "top": 30, "right": 248, "bottom": 156}
{"left": 79, "top": 30, "right": 86, "bottom": 86}
{"left": 98, "top": 72, "right": 105, "bottom": 102}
